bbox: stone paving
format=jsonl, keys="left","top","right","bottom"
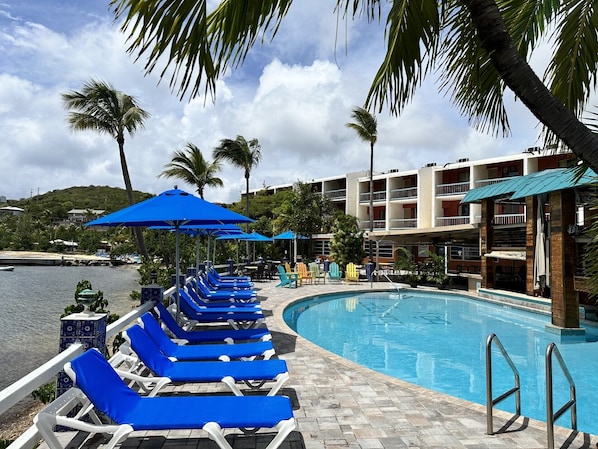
{"left": 48, "top": 279, "right": 597, "bottom": 449}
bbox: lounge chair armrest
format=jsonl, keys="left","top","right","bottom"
{"left": 114, "top": 369, "right": 172, "bottom": 396}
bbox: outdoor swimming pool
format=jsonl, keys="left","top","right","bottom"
{"left": 283, "top": 290, "right": 598, "bottom": 436}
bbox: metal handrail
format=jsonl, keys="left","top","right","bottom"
{"left": 546, "top": 342, "right": 577, "bottom": 449}
{"left": 485, "top": 333, "right": 521, "bottom": 435}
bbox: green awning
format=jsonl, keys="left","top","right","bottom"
{"left": 461, "top": 167, "right": 596, "bottom": 203}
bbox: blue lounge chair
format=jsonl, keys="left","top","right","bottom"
{"left": 204, "top": 270, "right": 254, "bottom": 289}
{"left": 123, "top": 324, "right": 289, "bottom": 396}
{"left": 183, "top": 287, "right": 261, "bottom": 312}
{"left": 34, "top": 348, "right": 295, "bottom": 449}
{"left": 194, "top": 277, "right": 257, "bottom": 301}
{"left": 186, "top": 282, "right": 259, "bottom": 307}
{"left": 138, "top": 312, "right": 275, "bottom": 360}
{"left": 178, "top": 289, "right": 265, "bottom": 329}
{"left": 154, "top": 302, "right": 271, "bottom": 343}
{"left": 328, "top": 262, "right": 343, "bottom": 283}
{"left": 275, "top": 264, "right": 298, "bottom": 288}
{"left": 209, "top": 266, "right": 251, "bottom": 283}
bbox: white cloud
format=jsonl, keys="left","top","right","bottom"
{"left": 0, "top": 1, "right": 549, "bottom": 205}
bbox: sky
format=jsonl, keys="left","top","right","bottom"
{"left": 0, "top": 1, "right": 547, "bottom": 204}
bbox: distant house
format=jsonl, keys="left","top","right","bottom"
{"left": 67, "top": 209, "right": 105, "bottom": 224}
{"left": 0, "top": 206, "right": 24, "bottom": 216}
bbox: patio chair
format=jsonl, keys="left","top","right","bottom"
{"left": 138, "top": 312, "right": 275, "bottom": 361}
{"left": 309, "top": 262, "right": 326, "bottom": 284}
{"left": 295, "top": 262, "right": 313, "bottom": 285}
{"left": 345, "top": 263, "right": 359, "bottom": 283}
{"left": 178, "top": 289, "right": 265, "bottom": 329}
{"left": 154, "top": 302, "right": 271, "bottom": 343}
{"left": 34, "top": 348, "right": 295, "bottom": 449}
{"left": 123, "top": 324, "right": 289, "bottom": 396}
{"left": 186, "top": 283, "right": 260, "bottom": 307}
{"left": 275, "top": 264, "right": 298, "bottom": 288}
{"left": 203, "top": 270, "right": 254, "bottom": 290}
{"left": 328, "top": 262, "right": 343, "bottom": 283}
{"left": 209, "top": 266, "right": 252, "bottom": 283}
{"left": 194, "top": 276, "right": 257, "bottom": 301}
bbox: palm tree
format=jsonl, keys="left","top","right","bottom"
{"left": 346, "top": 107, "right": 377, "bottom": 264}
{"left": 110, "top": 0, "right": 598, "bottom": 171}
{"left": 213, "top": 136, "right": 261, "bottom": 253}
{"left": 62, "top": 79, "right": 150, "bottom": 259}
{"left": 160, "top": 143, "right": 224, "bottom": 199}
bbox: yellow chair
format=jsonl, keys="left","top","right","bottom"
{"left": 296, "top": 262, "right": 313, "bottom": 285}
{"left": 345, "top": 263, "right": 359, "bottom": 284}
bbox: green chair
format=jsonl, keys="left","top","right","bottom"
{"left": 309, "top": 262, "right": 326, "bottom": 284}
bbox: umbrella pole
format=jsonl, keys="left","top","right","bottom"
{"left": 175, "top": 226, "right": 181, "bottom": 325}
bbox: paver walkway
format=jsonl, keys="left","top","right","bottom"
{"left": 48, "top": 279, "right": 597, "bottom": 449}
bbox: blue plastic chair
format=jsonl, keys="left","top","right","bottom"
{"left": 34, "top": 348, "right": 295, "bottom": 449}
{"left": 138, "top": 312, "right": 275, "bottom": 360}
{"left": 154, "top": 302, "right": 271, "bottom": 343}
{"left": 123, "top": 324, "right": 289, "bottom": 396}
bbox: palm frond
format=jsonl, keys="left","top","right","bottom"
{"left": 547, "top": 0, "right": 598, "bottom": 115}
{"left": 365, "top": 0, "right": 441, "bottom": 115}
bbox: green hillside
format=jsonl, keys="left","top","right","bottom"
{"left": 8, "top": 186, "right": 153, "bottom": 219}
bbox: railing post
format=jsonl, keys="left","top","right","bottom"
{"left": 57, "top": 312, "right": 107, "bottom": 397}
{"left": 141, "top": 284, "right": 164, "bottom": 306}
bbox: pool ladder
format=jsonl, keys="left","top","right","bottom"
{"left": 485, "top": 334, "right": 577, "bottom": 449}
{"left": 485, "top": 333, "right": 521, "bottom": 435}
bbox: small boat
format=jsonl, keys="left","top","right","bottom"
{"left": 0, "top": 265, "right": 15, "bottom": 272}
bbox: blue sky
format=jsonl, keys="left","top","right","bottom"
{"left": 0, "top": 1, "right": 543, "bottom": 204}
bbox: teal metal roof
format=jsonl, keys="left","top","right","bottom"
{"left": 461, "top": 167, "right": 597, "bottom": 203}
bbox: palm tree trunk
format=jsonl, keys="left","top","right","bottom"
{"left": 118, "top": 138, "right": 149, "bottom": 259}
{"left": 244, "top": 173, "right": 250, "bottom": 257}
{"left": 369, "top": 142, "right": 374, "bottom": 263}
{"left": 462, "top": 0, "right": 598, "bottom": 171}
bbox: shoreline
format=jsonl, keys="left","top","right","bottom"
{"left": 0, "top": 250, "right": 138, "bottom": 267}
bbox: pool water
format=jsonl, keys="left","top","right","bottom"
{"left": 283, "top": 290, "right": 598, "bottom": 436}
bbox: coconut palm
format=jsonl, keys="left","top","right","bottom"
{"left": 213, "top": 136, "right": 261, "bottom": 254}
{"left": 213, "top": 135, "right": 262, "bottom": 222}
{"left": 110, "top": 0, "right": 598, "bottom": 171}
{"left": 346, "top": 107, "right": 377, "bottom": 263}
{"left": 160, "top": 143, "right": 224, "bottom": 199}
{"left": 62, "top": 79, "right": 150, "bottom": 258}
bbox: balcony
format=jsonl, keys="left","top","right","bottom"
{"left": 360, "top": 190, "right": 387, "bottom": 203}
{"left": 436, "top": 216, "right": 470, "bottom": 226}
{"left": 475, "top": 176, "right": 521, "bottom": 188}
{"left": 390, "top": 186, "right": 418, "bottom": 200}
{"left": 436, "top": 181, "right": 470, "bottom": 196}
{"left": 390, "top": 218, "right": 417, "bottom": 229}
{"left": 360, "top": 219, "right": 387, "bottom": 230}
{"left": 324, "top": 188, "right": 346, "bottom": 200}
{"left": 493, "top": 213, "right": 525, "bottom": 225}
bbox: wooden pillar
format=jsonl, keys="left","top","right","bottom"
{"left": 550, "top": 190, "right": 579, "bottom": 328}
{"left": 480, "top": 198, "right": 494, "bottom": 288}
{"left": 525, "top": 196, "right": 537, "bottom": 296}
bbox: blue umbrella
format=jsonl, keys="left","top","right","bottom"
{"left": 86, "top": 188, "right": 252, "bottom": 321}
{"left": 272, "top": 230, "right": 308, "bottom": 262}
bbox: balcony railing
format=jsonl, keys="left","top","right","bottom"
{"left": 360, "top": 219, "right": 387, "bottom": 230}
{"left": 493, "top": 214, "right": 525, "bottom": 225}
{"left": 390, "top": 187, "right": 418, "bottom": 200}
{"left": 390, "top": 218, "right": 417, "bottom": 229}
{"left": 475, "top": 176, "right": 521, "bottom": 188}
{"left": 324, "top": 188, "right": 346, "bottom": 200}
{"left": 436, "top": 216, "right": 470, "bottom": 226}
{"left": 359, "top": 191, "right": 386, "bottom": 203}
{"left": 436, "top": 181, "right": 470, "bottom": 196}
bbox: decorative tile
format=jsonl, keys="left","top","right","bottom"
{"left": 141, "top": 286, "right": 164, "bottom": 304}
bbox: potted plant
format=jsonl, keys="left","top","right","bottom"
{"left": 423, "top": 251, "right": 450, "bottom": 289}
{"left": 394, "top": 246, "right": 421, "bottom": 287}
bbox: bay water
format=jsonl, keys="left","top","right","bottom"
{"left": 0, "top": 265, "right": 140, "bottom": 390}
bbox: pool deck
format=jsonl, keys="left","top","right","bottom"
{"left": 43, "top": 279, "right": 597, "bottom": 449}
